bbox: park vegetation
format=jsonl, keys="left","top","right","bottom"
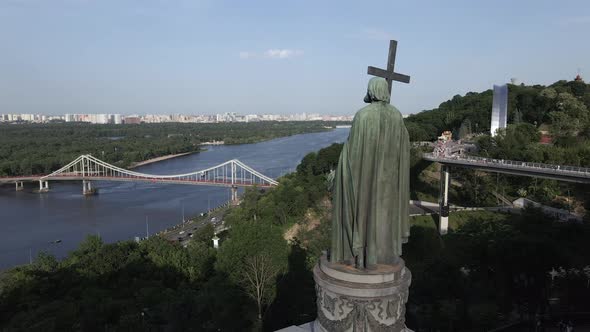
{"left": 405, "top": 78, "right": 590, "bottom": 148}
{"left": 2, "top": 142, "right": 589, "bottom": 331}
{"left": 0, "top": 121, "right": 339, "bottom": 177}
{"left": 406, "top": 79, "right": 590, "bottom": 213}
{"left": 1, "top": 78, "right": 589, "bottom": 331}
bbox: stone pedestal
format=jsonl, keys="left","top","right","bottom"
{"left": 312, "top": 255, "right": 412, "bottom": 332}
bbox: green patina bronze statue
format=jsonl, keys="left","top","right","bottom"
{"left": 330, "top": 77, "right": 410, "bottom": 269}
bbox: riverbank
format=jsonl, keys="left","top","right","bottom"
{"left": 128, "top": 152, "right": 196, "bottom": 169}
{"left": 0, "top": 129, "right": 351, "bottom": 269}
{"left": 128, "top": 128, "right": 335, "bottom": 169}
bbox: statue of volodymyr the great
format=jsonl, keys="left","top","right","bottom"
{"left": 330, "top": 77, "right": 410, "bottom": 269}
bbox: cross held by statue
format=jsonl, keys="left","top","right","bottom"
{"left": 367, "top": 40, "right": 411, "bottom": 97}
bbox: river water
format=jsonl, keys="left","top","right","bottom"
{"left": 0, "top": 129, "right": 349, "bottom": 269}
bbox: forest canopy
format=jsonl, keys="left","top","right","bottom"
{"left": 0, "top": 121, "right": 341, "bottom": 176}
{"left": 404, "top": 79, "right": 590, "bottom": 144}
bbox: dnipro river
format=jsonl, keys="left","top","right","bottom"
{"left": 0, "top": 129, "right": 350, "bottom": 269}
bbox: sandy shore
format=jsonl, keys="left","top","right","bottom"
{"left": 128, "top": 152, "right": 195, "bottom": 169}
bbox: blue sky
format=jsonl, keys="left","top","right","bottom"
{"left": 0, "top": 0, "right": 589, "bottom": 115}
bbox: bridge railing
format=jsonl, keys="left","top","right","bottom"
{"left": 423, "top": 153, "right": 590, "bottom": 176}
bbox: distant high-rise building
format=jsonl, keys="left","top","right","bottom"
{"left": 123, "top": 116, "right": 141, "bottom": 124}
{"left": 490, "top": 84, "right": 508, "bottom": 137}
{"left": 95, "top": 114, "right": 109, "bottom": 124}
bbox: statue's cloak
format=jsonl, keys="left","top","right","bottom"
{"left": 331, "top": 77, "right": 410, "bottom": 267}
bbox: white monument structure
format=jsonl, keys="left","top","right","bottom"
{"left": 490, "top": 84, "right": 508, "bottom": 137}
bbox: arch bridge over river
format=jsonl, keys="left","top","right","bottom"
{"left": 0, "top": 154, "right": 278, "bottom": 201}
{"left": 0, "top": 129, "right": 350, "bottom": 269}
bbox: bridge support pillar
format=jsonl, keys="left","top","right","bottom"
{"left": 230, "top": 186, "right": 239, "bottom": 205}
{"left": 82, "top": 180, "right": 95, "bottom": 196}
{"left": 15, "top": 181, "right": 24, "bottom": 191}
{"left": 38, "top": 180, "right": 49, "bottom": 193}
{"left": 439, "top": 165, "right": 450, "bottom": 235}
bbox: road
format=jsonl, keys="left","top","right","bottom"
{"left": 159, "top": 205, "right": 228, "bottom": 246}
{"left": 158, "top": 201, "right": 443, "bottom": 245}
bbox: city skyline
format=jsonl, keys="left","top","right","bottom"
{"left": 1, "top": 0, "right": 589, "bottom": 116}
{"left": 0, "top": 111, "right": 354, "bottom": 124}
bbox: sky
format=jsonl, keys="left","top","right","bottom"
{"left": 0, "top": 0, "right": 589, "bottom": 116}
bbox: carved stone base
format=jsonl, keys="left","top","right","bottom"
{"left": 312, "top": 255, "right": 412, "bottom": 332}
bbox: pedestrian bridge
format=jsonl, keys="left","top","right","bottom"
{"left": 0, "top": 154, "right": 278, "bottom": 198}
{"left": 422, "top": 152, "right": 590, "bottom": 235}
{"left": 423, "top": 153, "right": 590, "bottom": 184}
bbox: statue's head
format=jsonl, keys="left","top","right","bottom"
{"left": 363, "top": 77, "right": 390, "bottom": 104}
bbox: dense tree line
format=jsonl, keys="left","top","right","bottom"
{"left": 0, "top": 231, "right": 253, "bottom": 331}
{"left": 2, "top": 143, "right": 589, "bottom": 331}
{"left": 3, "top": 79, "right": 589, "bottom": 330}
{"left": 404, "top": 79, "right": 590, "bottom": 144}
{"left": 0, "top": 121, "right": 339, "bottom": 176}
{"left": 404, "top": 210, "right": 590, "bottom": 331}
{"left": 0, "top": 143, "right": 343, "bottom": 331}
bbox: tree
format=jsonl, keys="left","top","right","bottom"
{"left": 513, "top": 109, "right": 523, "bottom": 124}
{"left": 242, "top": 254, "right": 282, "bottom": 323}
{"left": 193, "top": 223, "right": 215, "bottom": 246}
{"left": 216, "top": 220, "right": 289, "bottom": 325}
{"left": 33, "top": 251, "right": 59, "bottom": 273}
{"left": 265, "top": 177, "right": 307, "bottom": 225}
{"left": 458, "top": 119, "right": 472, "bottom": 139}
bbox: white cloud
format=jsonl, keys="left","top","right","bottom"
{"left": 264, "top": 49, "right": 304, "bottom": 59}
{"left": 239, "top": 49, "right": 304, "bottom": 59}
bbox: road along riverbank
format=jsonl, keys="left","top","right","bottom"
{"left": 0, "top": 129, "right": 351, "bottom": 269}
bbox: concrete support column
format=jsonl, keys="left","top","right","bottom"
{"left": 230, "top": 185, "right": 238, "bottom": 205}
{"left": 15, "top": 181, "right": 24, "bottom": 191}
{"left": 38, "top": 180, "right": 49, "bottom": 192}
{"left": 82, "top": 180, "right": 95, "bottom": 195}
{"left": 439, "top": 165, "right": 450, "bottom": 235}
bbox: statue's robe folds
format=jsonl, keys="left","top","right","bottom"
{"left": 331, "top": 78, "right": 410, "bottom": 267}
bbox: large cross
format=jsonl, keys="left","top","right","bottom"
{"left": 367, "top": 40, "right": 411, "bottom": 97}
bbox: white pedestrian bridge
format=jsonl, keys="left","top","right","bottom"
{"left": 423, "top": 153, "right": 590, "bottom": 184}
